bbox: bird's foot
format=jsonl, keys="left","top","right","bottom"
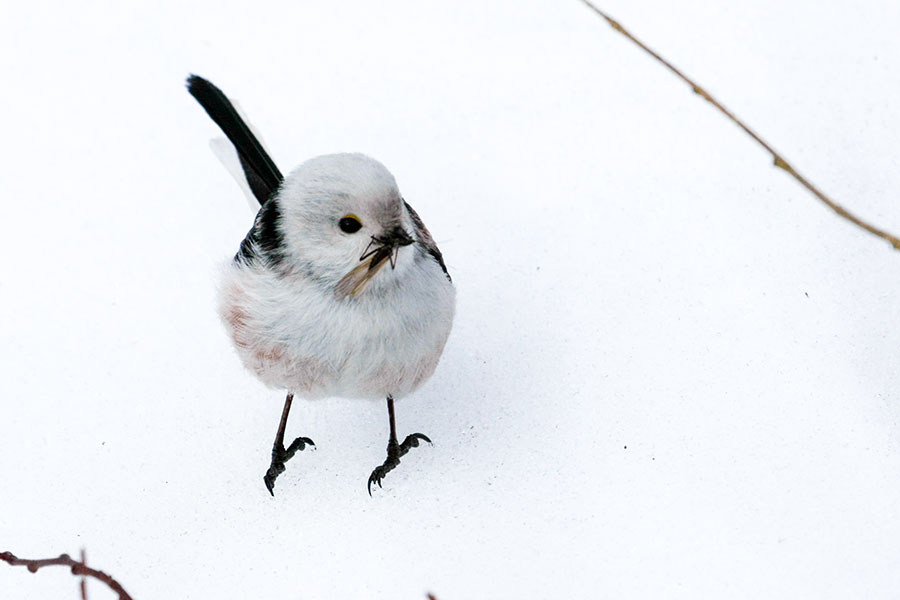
{"left": 264, "top": 435, "right": 315, "bottom": 496}
{"left": 367, "top": 433, "right": 431, "bottom": 495}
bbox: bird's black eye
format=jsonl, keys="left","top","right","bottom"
{"left": 339, "top": 215, "right": 362, "bottom": 234}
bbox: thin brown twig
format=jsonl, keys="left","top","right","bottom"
{"left": 80, "top": 549, "right": 88, "bottom": 600}
{"left": 578, "top": 0, "right": 900, "bottom": 251}
{"left": 0, "top": 551, "right": 134, "bottom": 600}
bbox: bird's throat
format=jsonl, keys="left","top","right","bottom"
{"left": 333, "top": 250, "right": 392, "bottom": 299}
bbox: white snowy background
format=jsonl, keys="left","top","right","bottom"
{"left": 2, "top": 0, "right": 899, "bottom": 598}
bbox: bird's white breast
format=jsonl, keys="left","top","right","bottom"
{"left": 219, "top": 249, "right": 455, "bottom": 400}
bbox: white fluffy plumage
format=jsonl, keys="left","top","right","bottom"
{"left": 219, "top": 153, "right": 456, "bottom": 401}
{"left": 186, "top": 74, "right": 454, "bottom": 493}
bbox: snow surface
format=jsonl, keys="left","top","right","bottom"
{"left": 2, "top": 1, "right": 900, "bottom": 598}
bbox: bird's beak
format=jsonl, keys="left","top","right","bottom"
{"left": 334, "top": 227, "right": 415, "bottom": 299}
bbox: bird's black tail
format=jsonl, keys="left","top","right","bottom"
{"left": 186, "top": 75, "right": 283, "bottom": 205}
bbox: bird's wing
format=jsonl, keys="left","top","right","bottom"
{"left": 404, "top": 200, "right": 451, "bottom": 281}
{"left": 186, "top": 75, "right": 284, "bottom": 205}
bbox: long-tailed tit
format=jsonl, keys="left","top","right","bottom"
{"left": 186, "top": 75, "right": 455, "bottom": 495}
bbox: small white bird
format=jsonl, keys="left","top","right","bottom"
{"left": 186, "top": 75, "right": 455, "bottom": 495}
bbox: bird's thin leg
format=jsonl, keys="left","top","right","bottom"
{"left": 387, "top": 394, "right": 398, "bottom": 443}
{"left": 367, "top": 395, "right": 431, "bottom": 495}
{"left": 264, "top": 392, "right": 315, "bottom": 496}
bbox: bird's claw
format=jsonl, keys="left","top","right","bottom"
{"left": 400, "top": 432, "right": 432, "bottom": 453}
{"left": 367, "top": 432, "right": 432, "bottom": 496}
{"left": 264, "top": 436, "right": 315, "bottom": 496}
{"left": 367, "top": 462, "right": 395, "bottom": 495}
{"left": 284, "top": 436, "right": 315, "bottom": 460}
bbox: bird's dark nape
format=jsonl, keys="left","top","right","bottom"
{"left": 185, "top": 74, "right": 284, "bottom": 205}
{"left": 236, "top": 196, "right": 286, "bottom": 266}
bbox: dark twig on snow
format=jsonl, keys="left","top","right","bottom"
{"left": 80, "top": 549, "right": 88, "bottom": 600}
{"left": 578, "top": 0, "right": 900, "bottom": 251}
{"left": 0, "top": 551, "right": 134, "bottom": 600}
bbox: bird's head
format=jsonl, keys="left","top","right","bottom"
{"left": 274, "top": 153, "right": 417, "bottom": 298}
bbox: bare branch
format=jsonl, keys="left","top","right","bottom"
{"left": 578, "top": 0, "right": 900, "bottom": 251}
{"left": 0, "top": 551, "right": 134, "bottom": 600}
{"left": 80, "top": 549, "right": 88, "bottom": 600}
